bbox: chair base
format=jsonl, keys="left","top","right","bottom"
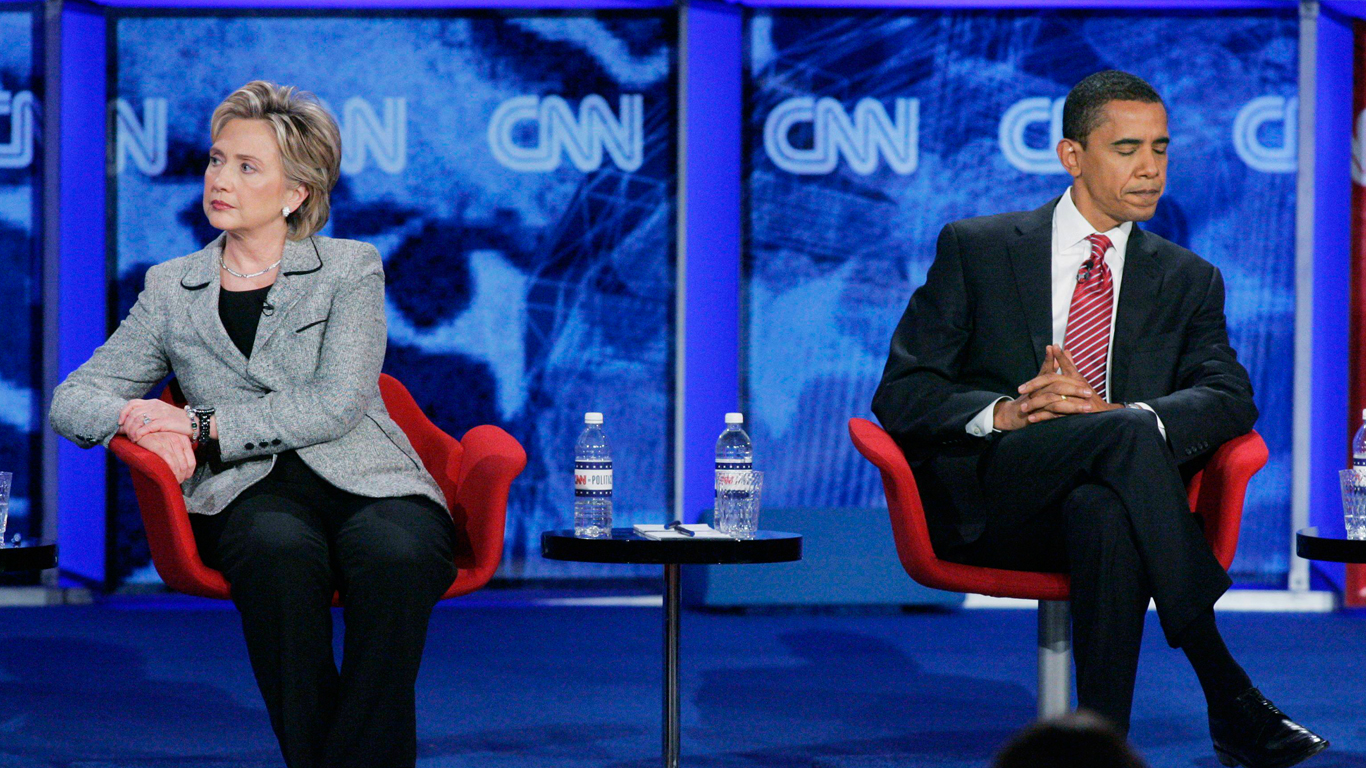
{"left": 1037, "top": 599, "right": 1072, "bottom": 719}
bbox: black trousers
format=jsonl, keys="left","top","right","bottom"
{"left": 192, "top": 451, "right": 457, "bottom": 768}
{"left": 940, "top": 408, "right": 1232, "bottom": 733}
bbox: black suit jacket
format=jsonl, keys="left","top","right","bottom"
{"left": 871, "top": 196, "right": 1258, "bottom": 552}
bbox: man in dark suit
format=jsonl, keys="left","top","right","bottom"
{"left": 872, "top": 70, "right": 1326, "bottom": 766}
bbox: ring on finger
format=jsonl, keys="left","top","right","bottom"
{"left": 142, "top": 415, "right": 151, "bottom": 425}
{"left": 1060, "top": 394, "right": 1067, "bottom": 401}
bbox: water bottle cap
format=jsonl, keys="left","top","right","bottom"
{"left": 584, "top": 412, "right": 603, "bottom": 424}
{"left": 725, "top": 413, "right": 744, "bottom": 424}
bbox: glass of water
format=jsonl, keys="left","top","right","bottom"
{"left": 1339, "top": 468, "right": 1366, "bottom": 541}
{"left": 716, "top": 470, "right": 764, "bottom": 540}
{"left": 0, "top": 471, "right": 11, "bottom": 548}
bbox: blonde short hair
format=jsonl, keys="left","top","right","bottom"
{"left": 210, "top": 81, "right": 341, "bottom": 240}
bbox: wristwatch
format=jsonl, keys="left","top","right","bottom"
{"left": 185, "top": 404, "right": 215, "bottom": 446}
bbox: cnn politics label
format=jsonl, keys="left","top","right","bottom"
{"left": 715, "top": 458, "right": 754, "bottom": 492}
{"left": 575, "top": 460, "right": 613, "bottom": 497}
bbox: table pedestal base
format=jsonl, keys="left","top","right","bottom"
{"left": 539, "top": 529, "right": 802, "bottom": 768}
{"left": 663, "top": 563, "right": 680, "bottom": 768}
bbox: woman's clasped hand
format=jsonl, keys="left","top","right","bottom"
{"left": 133, "top": 432, "right": 197, "bottom": 483}
{"left": 118, "top": 398, "right": 198, "bottom": 482}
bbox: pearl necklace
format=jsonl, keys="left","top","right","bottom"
{"left": 220, "top": 252, "right": 282, "bottom": 279}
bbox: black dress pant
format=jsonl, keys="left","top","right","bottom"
{"left": 940, "top": 408, "right": 1232, "bottom": 734}
{"left": 191, "top": 451, "right": 457, "bottom": 768}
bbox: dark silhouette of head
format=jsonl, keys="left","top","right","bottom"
{"left": 993, "top": 710, "right": 1148, "bottom": 768}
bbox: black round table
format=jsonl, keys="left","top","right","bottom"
{"left": 1296, "top": 527, "right": 1366, "bottom": 563}
{"left": 0, "top": 542, "right": 56, "bottom": 573}
{"left": 542, "top": 528, "right": 802, "bottom": 768}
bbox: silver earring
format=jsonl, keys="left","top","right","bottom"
{"left": 282, "top": 206, "right": 291, "bottom": 217}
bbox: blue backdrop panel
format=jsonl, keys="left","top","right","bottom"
{"left": 742, "top": 10, "right": 1297, "bottom": 586}
{"left": 111, "top": 10, "right": 676, "bottom": 582}
{"left": 0, "top": 5, "right": 41, "bottom": 552}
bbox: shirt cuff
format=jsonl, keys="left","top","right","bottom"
{"left": 967, "top": 397, "right": 1011, "bottom": 437}
{"left": 1128, "top": 401, "right": 1167, "bottom": 440}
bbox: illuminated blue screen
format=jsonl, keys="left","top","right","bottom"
{"left": 0, "top": 6, "right": 41, "bottom": 552}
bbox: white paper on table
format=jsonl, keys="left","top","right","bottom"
{"left": 632, "top": 524, "right": 731, "bottom": 540}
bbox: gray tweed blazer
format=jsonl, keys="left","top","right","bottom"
{"left": 49, "top": 233, "right": 447, "bottom": 516}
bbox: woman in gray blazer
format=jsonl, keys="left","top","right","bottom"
{"left": 50, "top": 81, "right": 456, "bottom": 768}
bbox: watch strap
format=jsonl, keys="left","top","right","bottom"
{"left": 188, "top": 404, "right": 215, "bottom": 445}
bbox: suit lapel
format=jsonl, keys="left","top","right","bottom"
{"left": 249, "top": 236, "right": 323, "bottom": 359}
{"left": 1109, "top": 226, "right": 1163, "bottom": 402}
{"left": 1005, "top": 198, "right": 1059, "bottom": 371}
{"left": 180, "top": 234, "right": 252, "bottom": 379}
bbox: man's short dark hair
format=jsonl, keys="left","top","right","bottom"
{"left": 1062, "top": 70, "right": 1164, "bottom": 145}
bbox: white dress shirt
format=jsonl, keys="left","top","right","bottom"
{"left": 966, "top": 188, "right": 1166, "bottom": 438}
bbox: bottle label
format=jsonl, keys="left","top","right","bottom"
{"left": 575, "top": 460, "right": 613, "bottom": 497}
{"left": 715, "top": 459, "right": 753, "bottom": 492}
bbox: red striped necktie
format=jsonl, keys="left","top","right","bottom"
{"left": 1064, "top": 233, "right": 1115, "bottom": 401}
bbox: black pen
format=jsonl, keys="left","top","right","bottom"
{"left": 667, "top": 520, "right": 696, "bottom": 537}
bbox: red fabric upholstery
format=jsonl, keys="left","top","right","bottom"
{"left": 847, "top": 417, "right": 1268, "bottom": 601}
{"left": 108, "top": 373, "right": 526, "bottom": 601}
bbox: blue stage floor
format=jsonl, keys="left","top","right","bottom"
{"left": 0, "top": 594, "right": 1363, "bottom": 768}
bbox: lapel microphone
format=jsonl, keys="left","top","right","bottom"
{"left": 1078, "top": 260, "right": 1094, "bottom": 284}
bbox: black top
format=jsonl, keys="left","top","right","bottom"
{"left": 219, "top": 284, "right": 272, "bottom": 359}
{"left": 214, "top": 284, "right": 330, "bottom": 499}
{"left": 541, "top": 529, "right": 802, "bottom": 565}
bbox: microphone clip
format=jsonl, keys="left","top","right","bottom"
{"left": 1077, "top": 260, "right": 1094, "bottom": 284}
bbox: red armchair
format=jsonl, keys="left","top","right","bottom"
{"left": 848, "top": 417, "right": 1267, "bottom": 717}
{"left": 109, "top": 373, "right": 527, "bottom": 602}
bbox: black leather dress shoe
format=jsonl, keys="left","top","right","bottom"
{"left": 1209, "top": 688, "right": 1328, "bottom": 768}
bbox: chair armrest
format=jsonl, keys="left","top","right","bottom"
{"left": 377, "top": 374, "right": 465, "bottom": 505}
{"left": 410, "top": 422, "right": 464, "bottom": 512}
{"left": 107, "top": 435, "right": 230, "bottom": 599}
{"left": 848, "top": 418, "right": 939, "bottom": 585}
{"left": 848, "top": 417, "right": 1072, "bottom": 600}
{"left": 448, "top": 425, "right": 526, "bottom": 584}
{"left": 1190, "top": 430, "right": 1269, "bottom": 571}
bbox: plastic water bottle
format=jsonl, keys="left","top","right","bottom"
{"left": 1354, "top": 410, "right": 1366, "bottom": 468}
{"left": 574, "top": 412, "right": 612, "bottom": 538}
{"left": 714, "top": 413, "right": 753, "bottom": 533}
{"left": 1346, "top": 410, "right": 1366, "bottom": 540}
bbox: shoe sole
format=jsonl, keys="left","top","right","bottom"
{"left": 1214, "top": 739, "right": 1329, "bottom": 768}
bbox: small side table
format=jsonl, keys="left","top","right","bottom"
{"left": 0, "top": 542, "right": 57, "bottom": 574}
{"left": 541, "top": 529, "right": 802, "bottom": 768}
{"left": 1296, "top": 527, "right": 1366, "bottom": 563}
